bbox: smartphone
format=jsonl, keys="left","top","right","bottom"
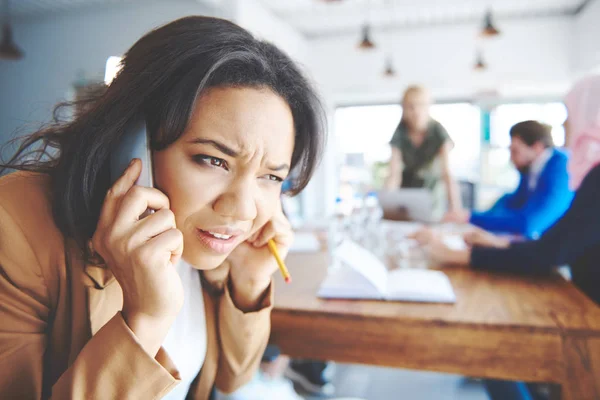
{"left": 110, "top": 118, "right": 154, "bottom": 188}
{"left": 110, "top": 119, "right": 154, "bottom": 218}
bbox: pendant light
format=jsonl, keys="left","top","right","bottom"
{"left": 383, "top": 55, "right": 396, "bottom": 77}
{"left": 0, "top": 0, "right": 23, "bottom": 60}
{"left": 358, "top": 23, "right": 376, "bottom": 49}
{"left": 473, "top": 49, "right": 487, "bottom": 71}
{"left": 480, "top": 9, "right": 500, "bottom": 37}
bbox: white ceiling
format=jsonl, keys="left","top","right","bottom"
{"left": 4, "top": 0, "right": 591, "bottom": 36}
{"left": 258, "top": 0, "right": 591, "bottom": 37}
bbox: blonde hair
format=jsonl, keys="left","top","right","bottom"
{"left": 401, "top": 85, "right": 431, "bottom": 104}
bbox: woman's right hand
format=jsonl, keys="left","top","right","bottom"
{"left": 91, "top": 159, "right": 184, "bottom": 356}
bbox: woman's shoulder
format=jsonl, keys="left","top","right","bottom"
{"left": 390, "top": 121, "right": 408, "bottom": 148}
{"left": 0, "top": 171, "right": 64, "bottom": 258}
{"left": 428, "top": 119, "right": 449, "bottom": 137}
{"left": 0, "top": 171, "right": 69, "bottom": 321}
{"left": 0, "top": 170, "right": 53, "bottom": 214}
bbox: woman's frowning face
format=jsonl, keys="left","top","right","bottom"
{"left": 153, "top": 86, "right": 295, "bottom": 269}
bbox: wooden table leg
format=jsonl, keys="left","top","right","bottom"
{"left": 560, "top": 336, "right": 600, "bottom": 400}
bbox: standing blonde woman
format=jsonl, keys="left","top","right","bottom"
{"left": 385, "top": 85, "right": 462, "bottom": 218}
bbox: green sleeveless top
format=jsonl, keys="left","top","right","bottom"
{"left": 389, "top": 118, "right": 452, "bottom": 216}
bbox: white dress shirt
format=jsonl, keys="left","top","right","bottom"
{"left": 528, "top": 148, "right": 553, "bottom": 191}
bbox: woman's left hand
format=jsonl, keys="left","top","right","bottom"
{"left": 226, "top": 201, "right": 294, "bottom": 311}
{"left": 463, "top": 227, "right": 510, "bottom": 249}
{"left": 426, "top": 236, "right": 471, "bottom": 266}
{"left": 410, "top": 228, "right": 470, "bottom": 266}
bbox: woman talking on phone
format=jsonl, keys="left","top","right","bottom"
{"left": 0, "top": 16, "right": 324, "bottom": 400}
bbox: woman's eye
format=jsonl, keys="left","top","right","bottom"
{"left": 209, "top": 157, "right": 223, "bottom": 167}
{"left": 195, "top": 155, "right": 228, "bottom": 170}
{"left": 266, "top": 174, "right": 284, "bottom": 182}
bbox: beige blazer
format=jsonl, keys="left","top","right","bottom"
{"left": 0, "top": 171, "right": 272, "bottom": 399}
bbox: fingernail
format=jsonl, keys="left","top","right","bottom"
{"left": 129, "top": 159, "right": 135, "bottom": 167}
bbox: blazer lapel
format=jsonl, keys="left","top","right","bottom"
{"left": 84, "top": 264, "right": 123, "bottom": 336}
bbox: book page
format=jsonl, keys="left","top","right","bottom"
{"left": 317, "top": 265, "right": 383, "bottom": 300}
{"left": 333, "top": 240, "right": 388, "bottom": 294}
{"left": 385, "top": 269, "right": 456, "bottom": 303}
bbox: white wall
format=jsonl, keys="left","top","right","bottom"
{"left": 0, "top": 0, "right": 215, "bottom": 154}
{"left": 573, "top": 0, "right": 600, "bottom": 75}
{"left": 307, "top": 16, "right": 573, "bottom": 105}
{"left": 234, "top": 0, "right": 308, "bottom": 66}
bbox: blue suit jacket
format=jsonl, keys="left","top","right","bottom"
{"left": 470, "top": 149, "right": 574, "bottom": 239}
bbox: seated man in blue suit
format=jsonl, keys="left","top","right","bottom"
{"left": 445, "top": 120, "right": 573, "bottom": 239}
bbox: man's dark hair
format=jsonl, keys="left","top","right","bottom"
{"left": 510, "top": 120, "right": 554, "bottom": 148}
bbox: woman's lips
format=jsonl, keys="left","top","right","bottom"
{"left": 194, "top": 228, "right": 241, "bottom": 254}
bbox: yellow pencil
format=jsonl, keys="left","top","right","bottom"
{"left": 267, "top": 239, "right": 292, "bottom": 284}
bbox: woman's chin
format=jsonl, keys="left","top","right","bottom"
{"left": 181, "top": 248, "right": 230, "bottom": 270}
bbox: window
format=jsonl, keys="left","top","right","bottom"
{"left": 333, "top": 100, "right": 567, "bottom": 210}
{"left": 334, "top": 103, "right": 481, "bottom": 191}
{"left": 335, "top": 104, "right": 401, "bottom": 165}
{"left": 104, "top": 56, "right": 123, "bottom": 85}
{"left": 430, "top": 103, "right": 481, "bottom": 181}
{"left": 490, "top": 102, "right": 567, "bottom": 147}
{"left": 334, "top": 105, "right": 401, "bottom": 191}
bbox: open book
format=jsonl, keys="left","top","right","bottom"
{"left": 318, "top": 240, "right": 456, "bottom": 303}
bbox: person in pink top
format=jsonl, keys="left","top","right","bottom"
{"left": 565, "top": 74, "right": 600, "bottom": 189}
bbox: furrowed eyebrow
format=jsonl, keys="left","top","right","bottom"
{"left": 268, "top": 163, "right": 290, "bottom": 172}
{"left": 188, "top": 138, "right": 239, "bottom": 158}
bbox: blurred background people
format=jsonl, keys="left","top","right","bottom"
{"left": 414, "top": 73, "right": 600, "bottom": 302}
{"left": 444, "top": 120, "right": 573, "bottom": 239}
{"left": 411, "top": 73, "right": 600, "bottom": 400}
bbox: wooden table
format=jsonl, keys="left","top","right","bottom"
{"left": 271, "top": 251, "right": 600, "bottom": 400}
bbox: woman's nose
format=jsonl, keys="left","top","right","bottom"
{"left": 212, "top": 180, "right": 258, "bottom": 222}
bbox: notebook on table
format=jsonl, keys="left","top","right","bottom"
{"left": 318, "top": 239, "right": 456, "bottom": 304}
